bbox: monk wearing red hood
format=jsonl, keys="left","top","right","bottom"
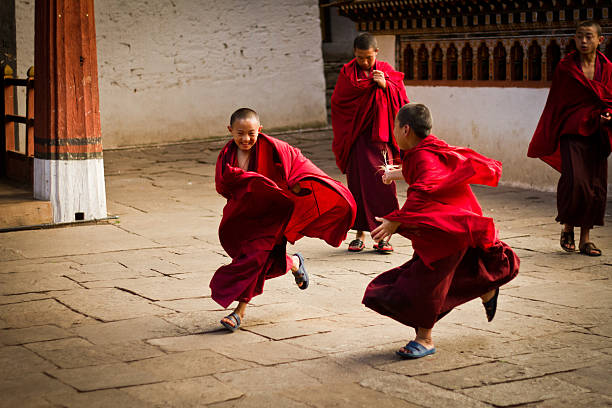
{"left": 331, "top": 33, "right": 409, "bottom": 254}
{"left": 528, "top": 20, "right": 611, "bottom": 256}
{"left": 211, "top": 108, "right": 356, "bottom": 332}
{"left": 363, "top": 104, "right": 520, "bottom": 359}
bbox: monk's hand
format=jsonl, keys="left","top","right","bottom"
{"left": 291, "top": 183, "right": 302, "bottom": 194}
{"left": 371, "top": 216, "right": 400, "bottom": 242}
{"left": 372, "top": 70, "right": 386, "bottom": 89}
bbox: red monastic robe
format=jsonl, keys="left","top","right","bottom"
{"left": 527, "top": 51, "right": 612, "bottom": 171}
{"left": 363, "top": 135, "right": 519, "bottom": 329}
{"left": 331, "top": 59, "right": 409, "bottom": 231}
{"left": 211, "top": 134, "right": 357, "bottom": 308}
{"left": 331, "top": 59, "right": 409, "bottom": 173}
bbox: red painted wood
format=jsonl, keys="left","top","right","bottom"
{"left": 34, "top": 0, "right": 103, "bottom": 160}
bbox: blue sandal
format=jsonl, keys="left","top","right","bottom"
{"left": 292, "top": 253, "right": 309, "bottom": 290}
{"left": 220, "top": 312, "right": 241, "bottom": 332}
{"left": 396, "top": 340, "right": 436, "bottom": 359}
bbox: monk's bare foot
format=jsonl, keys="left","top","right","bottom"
{"left": 481, "top": 289, "right": 496, "bottom": 303}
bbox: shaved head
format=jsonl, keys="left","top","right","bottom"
{"left": 230, "top": 108, "right": 259, "bottom": 126}
{"left": 354, "top": 33, "right": 378, "bottom": 51}
{"left": 577, "top": 20, "right": 602, "bottom": 37}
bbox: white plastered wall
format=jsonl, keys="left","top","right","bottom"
{"left": 15, "top": 0, "right": 328, "bottom": 148}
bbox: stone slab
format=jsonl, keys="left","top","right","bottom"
{"left": 0, "top": 298, "right": 89, "bottom": 328}
{"left": 54, "top": 288, "right": 169, "bottom": 322}
{"left": 460, "top": 376, "right": 589, "bottom": 406}
{"left": 122, "top": 375, "right": 243, "bottom": 407}
{"left": 0, "top": 373, "right": 75, "bottom": 407}
{"left": 215, "top": 340, "right": 322, "bottom": 366}
{"left": 0, "top": 346, "right": 56, "bottom": 379}
{"left": 72, "top": 316, "right": 185, "bottom": 344}
{"left": 0, "top": 324, "right": 72, "bottom": 345}
{"left": 0, "top": 271, "right": 81, "bottom": 295}
{"left": 504, "top": 347, "right": 606, "bottom": 374}
{"left": 360, "top": 373, "right": 490, "bottom": 408}
{"left": 128, "top": 349, "right": 253, "bottom": 382}
{"left": 554, "top": 363, "right": 612, "bottom": 396}
{"left": 148, "top": 329, "right": 267, "bottom": 353}
{"left": 214, "top": 364, "right": 321, "bottom": 395}
{"left": 0, "top": 225, "right": 161, "bottom": 258}
{"left": 417, "top": 361, "right": 543, "bottom": 390}
{"left": 280, "top": 383, "right": 420, "bottom": 407}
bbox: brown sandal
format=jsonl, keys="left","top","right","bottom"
{"left": 579, "top": 242, "right": 601, "bottom": 257}
{"left": 560, "top": 230, "right": 575, "bottom": 252}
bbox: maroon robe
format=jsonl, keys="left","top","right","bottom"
{"left": 362, "top": 135, "right": 519, "bottom": 329}
{"left": 211, "top": 134, "right": 356, "bottom": 308}
{"left": 528, "top": 51, "right": 612, "bottom": 228}
{"left": 331, "top": 59, "right": 409, "bottom": 232}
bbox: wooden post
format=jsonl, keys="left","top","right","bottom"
{"left": 26, "top": 66, "right": 34, "bottom": 157}
{"left": 3, "top": 65, "right": 15, "bottom": 152}
{"left": 34, "top": 0, "right": 107, "bottom": 223}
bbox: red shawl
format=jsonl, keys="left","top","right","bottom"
{"left": 528, "top": 51, "right": 612, "bottom": 172}
{"left": 331, "top": 59, "right": 409, "bottom": 173}
{"left": 211, "top": 134, "right": 356, "bottom": 307}
{"left": 384, "top": 135, "right": 502, "bottom": 268}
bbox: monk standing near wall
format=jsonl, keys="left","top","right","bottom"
{"left": 528, "top": 21, "right": 611, "bottom": 256}
{"left": 331, "top": 33, "right": 409, "bottom": 254}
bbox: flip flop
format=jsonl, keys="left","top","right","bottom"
{"left": 560, "top": 230, "right": 575, "bottom": 252}
{"left": 579, "top": 242, "right": 602, "bottom": 257}
{"left": 348, "top": 239, "right": 365, "bottom": 252}
{"left": 292, "top": 252, "right": 309, "bottom": 290}
{"left": 396, "top": 340, "right": 436, "bottom": 359}
{"left": 220, "top": 312, "right": 241, "bottom": 332}
{"left": 483, "top": 287, "right": 499, "bottom": 322}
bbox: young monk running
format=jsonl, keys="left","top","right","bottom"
{"left": 362, "top": 104, "right": 520, "bottom": 359}
{"left": 528, "top": 20, "right": 611, "bottom": 257}
{"left": 331, "top": 33, "right": 409, "bottom": 254}
{"left": 211, "top": 108, "right": 356, "bottom": 331}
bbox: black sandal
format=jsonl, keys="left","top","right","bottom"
{"left": 560, "top": 230, "right": 575, "bottom": 252}
{"left": 579, "top": 242, "right": 602, "bottom": 257}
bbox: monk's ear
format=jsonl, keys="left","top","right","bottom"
{"left": 227, "top": 125, "right": 233, "bottom": 133}
{"left": 258, "top": 125, "right": 263, "bottom": 132}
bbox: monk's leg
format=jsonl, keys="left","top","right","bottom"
{"left": 356, "top": 230, "right": 365, "bottom": 241}
{"left": 221, "top": 301, "right": 248, "bottom": 328}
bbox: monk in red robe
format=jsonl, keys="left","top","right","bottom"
{"left": 331, "top": 33, "right": 409, "bottom": 254}
{"left": 212, "top": 108, "right": 356, "bottom": 331}
{"left": 528, "top": 21, "right": 611, "bottom": 256}
{"left": 363, "top": 104, "right": 520, "bottom": 359}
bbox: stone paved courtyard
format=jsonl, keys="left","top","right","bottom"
{"left": 1, "top": 129, "right": 611, "bottom": 407}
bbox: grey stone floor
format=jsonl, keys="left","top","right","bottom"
{"left": 1, "top": 129, "right": 611, "bottom": 407}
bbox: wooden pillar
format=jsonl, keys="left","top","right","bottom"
{"left": 33, "top": 0, "right": 106, "bottom": 223}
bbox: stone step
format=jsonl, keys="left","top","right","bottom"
{"left": 0, "top": 199, "right": 53, "bottom": 229}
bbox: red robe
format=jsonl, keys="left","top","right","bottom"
{"left": 527, "top": 51, "right": 612, "bottom": 171}
{"left": 362, "top": 135, "right": 519, "bottom": 329}
{"left": 331, "top": 59, "right": 409, "bottom": 174}
{"left": 211, "top": 134, "right": 356, "bottom": 308}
